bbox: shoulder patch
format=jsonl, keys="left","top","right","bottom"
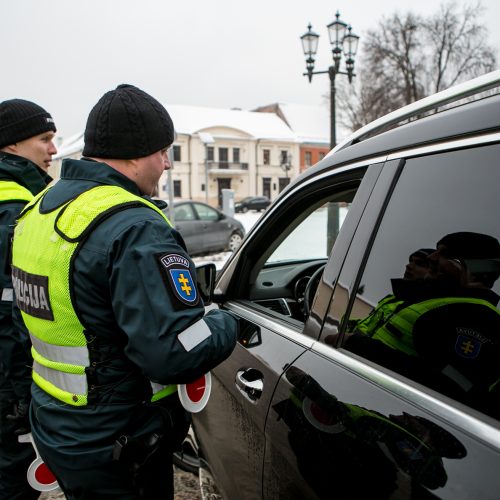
{"left": 157, "top": 253, "right": 199, "bottom": 307}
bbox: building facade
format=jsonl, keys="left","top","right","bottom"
{"left": 52, "top": 103, "right": 329, "bottom": 207}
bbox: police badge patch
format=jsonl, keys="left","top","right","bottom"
{"left": 455, "top": 333, "right": 482, "bottom": 359}
{"left": 156, "top": 253, "right": 199, "bottom": 307}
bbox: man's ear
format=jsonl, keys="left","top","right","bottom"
{"left": 1, "top": 144, "right": 17, "bottom": 154}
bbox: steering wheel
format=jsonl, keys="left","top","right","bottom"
{"left": 303, "top": 264, "right": 326, "bottom": 317}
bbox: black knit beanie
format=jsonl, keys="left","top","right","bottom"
{"left": 437, "top": 232, "right": 500, "bottom": 260}
{"left": 0, "top": 99, "right": 56, "bottom": 148}
{"left": 409, "top": 248, "right": 435, "bottom": 260}
{"left": 83, "top": 84, "right": 174, "bottom": 159}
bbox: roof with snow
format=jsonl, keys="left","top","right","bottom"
{"left": 168, "top": 104, "right": 297, "bottom": 140}
{"left": 55, "top": 102, "right": 329, "bottom": 159}
{"left": 270, "top": 103, "right": 330, "bottom": 144}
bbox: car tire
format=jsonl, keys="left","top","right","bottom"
{"left": 173, "top": 427, "right": 200, "bottom": 475}
{"left": 242, "top": 206, "right": 248, "bottom": 213}
{"left": 227, "top": 231, "right": 243, "bottom": 252}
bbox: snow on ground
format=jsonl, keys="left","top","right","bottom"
{"left": 191, "top": 211, "right": 263, "bottom": 270}
{"left": 191, "top": 207, "right": 348, "bottom": 271}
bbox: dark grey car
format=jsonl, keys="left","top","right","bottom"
{"left": 182, "top": 72, "right": 500, "bottom": 499}
{"left": 164, "top": 200, "right": 245, "bottom": 256}
{"left": 234, "top": 196, "right": 271, "bottom": 213}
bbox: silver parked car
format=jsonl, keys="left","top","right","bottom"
{"left": 163, "top": 200, "right": 245, "bottom": 256}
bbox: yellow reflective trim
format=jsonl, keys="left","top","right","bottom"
{"left": 30, "top": 333, "right": 89, "bottom": 365}
{"left": 33, "top": 370, "right": 87, "bottom": 407}
{"left": 151, "top": 384, "right": 177, "bottom": 402}
{"left": 32, "top": 347, "right": 86, "bottom": 375}
{"left": 56, "top": 185, "right": 172, "bottom": 240}
{"left": 0, "top": 181, "right": 33, "bottom": 203}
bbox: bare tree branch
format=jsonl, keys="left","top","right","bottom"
{"left": 337, "top": 0, "right": 496, "bottom": 132}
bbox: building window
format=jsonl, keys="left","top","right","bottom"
{"left": 173, "top": 180, "right": 181, "bottom": 197}
{"left": 280, "top": 150, "right": 288, "bottom": 165}
{"left": 207, "top": 147, "right": 214, "bottom": 162}
{"left": 262, "top": 177, "right": 271, "bottom": 199}
{"left": 319, "top": 152, "right": 326, "bottom": 160}
{"left": 233, "top": 148, "right": 240, "bottom": 163}
{"left": 219, "top": 147, "right": 229, "bottom": 168}
{"left": 305, "top": 151, "right": 312, "bottom": 166}
{"left": 173, "top": 145, "right": 181, "bottom": 162}
{"left": 263, "top": 149, "right": 270, "bottom": 165}
{"left": 279, "top": 177, "right": 290, "bottom": 192}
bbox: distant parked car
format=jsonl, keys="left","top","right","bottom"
{"left": 234, "top": 196, "right": 270, "bottom": 213}
{"left": 163, "top": 200, "right": 245, "bottom": 255}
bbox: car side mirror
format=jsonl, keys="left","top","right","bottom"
{"left": 196, "top": 262, "right": 216, "bottom": 305}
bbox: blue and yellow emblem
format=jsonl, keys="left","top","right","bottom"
{"left": 455, "top": 334, "right": 481, "bottom": 359}
{"left": 156, "top": 253, "right": 199, "bottom": 307}
{"left": 169, "top": 268, "right": 198, "bottom": 305}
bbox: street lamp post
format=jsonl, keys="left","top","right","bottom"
{"left": 301, "top": 11, "right": 359, "bottom": 149}
{"left": 301, "top": 12, "right": 359, "bottom": 253}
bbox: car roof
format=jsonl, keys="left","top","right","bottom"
{"left": 296, "top": 92, "right": 500, "bottom": 186}
{"left": 287, "top": 70, "right": 500, "bottom": 191}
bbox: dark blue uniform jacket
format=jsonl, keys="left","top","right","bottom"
{"left": 30, "top": 158, "right": 238, "bottom": 468}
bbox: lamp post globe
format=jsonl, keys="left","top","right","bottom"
{"left": 301, "top": 11, "right": 360, "bottom": 148}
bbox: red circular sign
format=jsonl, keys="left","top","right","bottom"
{"left": 178, "top": 372, "right": 212, "bottom": 413}
{"left": 186, "top": 376, "right": 207, "bottom": 403}
{"left": 34, "top": 463, "right": 57, "bottom": 485}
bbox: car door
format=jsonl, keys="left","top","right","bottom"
{"left": 173, "top": 202, "right": 206, "bottom": 255}
{"left": 191, "top": 202, "right": 228, "bottom": 251}
{"left": 265, "top": 144, "right": 500, "bottom": 498}
{"left": 193, "top": 164, "right": 379, "bottom": 499}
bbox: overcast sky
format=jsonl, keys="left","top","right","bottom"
{"left": 2, "top": 0, "right": 499, "bottom": 139}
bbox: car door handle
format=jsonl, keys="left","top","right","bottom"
{"left": 236, "top": 368, "right": 263, "bottom": 403}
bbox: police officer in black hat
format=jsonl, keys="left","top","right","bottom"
{"left": 10, "top": 84, "right": 238, "bottom": 499}
{"left": 0, "top": 98, "right": 57, "bottom": 500}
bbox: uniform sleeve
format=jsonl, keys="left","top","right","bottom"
{"left": 0, "top": 201, "right": 32, "bottom": 402}
{"left": 107, "top": 212, "right": 238, "bottom": 385}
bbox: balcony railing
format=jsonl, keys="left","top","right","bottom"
{"left": 208, "top": 162, "right": 248, "bottom": 170}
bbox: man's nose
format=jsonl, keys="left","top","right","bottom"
{"left": 427, "top": 251, "right": 439, "bottom": 262}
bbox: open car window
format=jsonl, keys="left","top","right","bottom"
{"left": 246, "top": 188, "right": 358, "bottom": 323}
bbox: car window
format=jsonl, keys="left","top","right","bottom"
{"left": 247, "top": 183, "right": 359, "bottom": 323}
{"left": 267, "top": 203, "right": 349, "bottom": 263}
{"left": 341, "top": 145, "right": 500, "bottom": 420}
{"left": 174, "top": 204, "right": 195, "bottom": 221}
{"left": 193, "top": 203, "right": 219, "bottom": 221}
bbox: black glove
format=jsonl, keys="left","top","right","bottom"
{"left": 6, "top": 400, "right": 30, "bottom": 435}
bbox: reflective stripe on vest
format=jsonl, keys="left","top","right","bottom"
{"left": 371, "top": 296, "right": 500, "bottom": 356}
{"left": 0, "top": 181, "right": 33, "bottom": 303}
{"left": 351, "top": 295, "right": 402, "bottom": 336}
{"left": 0, "top": 180, "right": 33, "bottom": 204}
{"left": 150, "top": 383, "right": 178, "bottom": 402}
{"left": 12, "top": 185, "right": 173, "bottom": 406}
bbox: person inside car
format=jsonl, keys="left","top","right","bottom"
{"left": 345, "top": 248, "right": 434, "bottom": 337}
{"left": 345, "top": 232, "right": 500, "bottom": 418}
